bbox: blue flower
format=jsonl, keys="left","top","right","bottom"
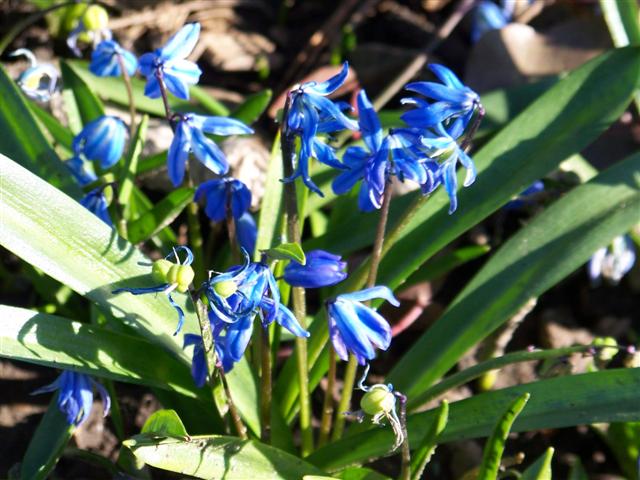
{"left": 72, "top": 115, "right": 127, "bottom": 169}
{"left": 236, "top": 212, "right": 257, "bottom": 256}
{"left": 471, "top": 0, "right": 511, "bottom": 43}
{"left": 588, "top": 235, "right": 636, "bottom": 285}
{"left": 401, "top": 64, "right": 481, "bottom": 131}
{"left": 139, "top": 23, "right": 202, "bottom": 100}
{"left": 388, "top": 128, "right": 439, "bottom": 194}
{"left": 183, "top": 334, "right": 208, "bottom": 387}
{"left": 80, "top": 187, "right": 112, "bottom": 226}
{"left": 504, "top": 180, "right": 544, "bottom": 210}
{"left": 65, "top": 156, "right": 97, "bottom": 186}
{"left": 167, "top": 114, "right": 253, "bottom": 186}
{"left": 9, "top": 49, "right": 59, "bottom": 102}
{"left": 32, "top": 371, "right": 110, "bottom": 426}
{"left": 112, "top": 246, "right": 195, "bottom": 335}
{"left": 326, "top": 286, "right": 399, "bottom": 364}
{"left": 284, "top": 62, "right": 358, "bottom": 195}
{"left": 195, "top": 177, "right": 251, "bottom": 222}
{"left": 284, "top": 250, "right": 347, "bottom": 288}
{"left": 90, "top": 40, "right": 138, "bottom": 77}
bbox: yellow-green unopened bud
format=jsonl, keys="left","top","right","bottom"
{"left": 82, "top": 5, "right": 109, "bottom": 31}
{"left": 152, "top": 259, "right": 173, "bottom": 283}
{"left": 167, "top": 265, "right": 194, "bottom": 293}
{"left": 62, "top": 4, "right": 87, "bottom": 33}
{"left": 360, "top": 386, "right": 395, "bottom": 416}
{"left": 213, "top": 280, "right": 238, "bottom": 299}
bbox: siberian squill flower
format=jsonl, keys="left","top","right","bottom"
{"left": 112, "top": 246, "right": 195, "bottom": 334}
{"left": 80, "top": 187, "right": 112, "bottom": 226}
{"left": 471, "top": 0, "right": 513, "bottom": 43}
{"left": 326, "top": 286, "right": 399, "bottom": 365}
{"left": 72, "top": 115, "right": 127, "bottom": 169}
{"left": 588, "top": 235, "right": 636, "bottom": 285}
{"left": 9, "top": 49, "right": 59, "bottom": 102}
{"left": 167, "top": 114, "right": 253, "bottom": 186}
{"left": 32, "top": 370, "right": 110, "bottom": 426}
{"left": 504, "top": 180, "right": 544, "bottom": 210}
{"left": 236, "top": 212, "right": 257, "bottom": 256}
{"left": 284, "top": 62, "right": 358, "bottom": 195}
{"left": 284, "top": 250, "right": 347, "bottom": 288}
{"left": 195, "top": 177, "right": 251, "bottom": 222}
{"left": 139, "top": 23, "right": 202, "bottom": 100}
{"left": 402, "top": 64, "right": 481, "bottom": 131}
{"left": 90, "top": 40, "right": 137, "bottom": 77}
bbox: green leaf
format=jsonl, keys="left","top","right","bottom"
{"left": 404, "top": 245, "right": 491, "bottom": 287}
{"left": 521, "top": 447, "right": 554, "bottom": 480}
{"left": 123, "top": 434, "right": 326, "bottom": 479}
{"left": 60, "top": 59, "right": 104, "bottom": 125}
{"left": 604, "top": 422, "right": 640, "bottom": 479}
{"left": 0, "top": 305, "right": 200, "bottom": 398}
{"left": 335, "top": 466, "right": 391, "bottom": 480}
{"left": 0, "top": 154, "right": 199, "bottom": 360}
{"left": 600, "top": 0, "right": 640, "bottom": 47}
{"left": 477, "top": 393, "right": 530, "bottom": 480}
{"left": 0, "top": 65, "right": 79, "bottom": 196}
{"left": 142, "top": 409, "right": 189, "bottom": 438}
{"left": 29, "top": 102, "right": 74, "bottom": 151}
{"left": 118, "top": 115, "right": 148, "bottom": 208}
{"left": 226, "top": 357, "right": 261, "bottom": 437}
{"left": 127, "top": 187, "right": 195, "bottom": 244}
{"left": 21, "top": 396, "right": 75, "bottom": 480}
{"left": 410, "top": 400, "right": 448, "bottom": 480}
{"left": 389, "top": 151, "right": 640, "bottom": 402}
{"left": 307, "top": 369, "right": 640, "bottom": 471}
{"left": 231, "top": 89, "right": 273, "bottom": 124}
{"left": 255, "top": 132, "right": 284, "bottom": 257}
{"left": 264, "top": 242, "right": 306, "bottom": 264}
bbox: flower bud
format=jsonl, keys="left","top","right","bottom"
{"left": 213, "top": 280, "right": 238, "bottom": 299}
{"left": 360, "top": 385, "right": 395, "bottom": 416}
{"left": 284, "top": 250, "right": 347, "bottom": 288}
{"left": 152, "top": 259, "right": 173, "bottom": 283}
{"left": 82, "top": 5, "right": 109, "bottom": 31}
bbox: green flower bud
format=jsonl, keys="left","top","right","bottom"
{"left": 152, "top": 259, "right": 173, "bottom": 283}
{"left": 167, "top": 265, "right": 194, "bottom": 293}
{"left": 360, "top": 385, "right": 395, "bottom": 416}
{"left": 82, "top": 5, "right": 109, "bottom": 31}
{"left": 213, "top": 280, "right": 238, "bottom": 299}
{"left": 62, "top": 5, "right": 87, "bottom": 33}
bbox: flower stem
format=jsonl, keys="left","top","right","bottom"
{"left": 280, "top": 93, "right": 313, "bottom": 456}
{"left": 187, "top": 193, "right": 205, "bottom": 284}
{"left": 330, "top": 355, "right": 357, "bottom": 441}
{"left": 219, "top": 368, "right": 248, "bottom": 440}
{"left": 260, "top": 325, "right": 272, "bottom": 442}
{"left": 397, "top": 393, "right": 411, "bottom": 480}
{"left": 225, "top": 188, "right": 240, "bottom": 264}
{"left": 318, "top": 344, "right": 336, "bottom": 447}
{"left": 155, "top": 69, "right": 173, "bottom": 124}
{"left": 117, "top": 54, "right": 137, "bottom": 137}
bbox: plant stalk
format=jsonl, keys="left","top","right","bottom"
{"left": 397, "top": 393, "right": 411, "bottom": 480}
{"left": 117, "top": 53, "right": 137, "bottom": 137}
{"left": 219, "top": 368, "right": 248, "bottom": 440}
{"left": 318, "top": 345, "right": 336, "bottom": 447}
{"left": 260, "top": 324, "right": 272, "bottom": 442}
{"left": 225, "top": 188, "right": 240, "bottom": 263}
{"left": 330, "top": 355, "right": 358, "bottom": 441}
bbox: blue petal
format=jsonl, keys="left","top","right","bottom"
{"left": 328, "top": 312, "right": 350, "bottom": 361}
{"left": 306, "top": 93, "right": 358, "bottom": 131}
{"left": 350, "top": 302, "right": 392, "bottom": 350}
{"left": 162, "top": 70, "right": 191, "bottom": 100}
{"left": 80, "top": 189, "right": 112, "bottom": 226}
{"left": 190, "top": 128, "right": 229, "bottom": 175}
{"left": 313, "top": 138, "right": 345, "bottom": 170}
{"left": 65, "top": 156, "right": 97, "bottom": 186}
{"left": 338, "top": 286, "right": 400, "bottom": 306}
{"left": 167, "top": 121, "right": 191, "bottom": 186}
{"left": 138, "top": 52, "right": 156, "bottom": 76}
{"left": 112, "top": 284, "right": 169, "bottom": 295}
{"left": 428, "top": 64, "right": 465, "bottom": 90}
{"left": 225, "top": 316, "right": 254, "bottom": 361}
{"left": 329, "top": 300, "right": 377, "bottom": 362}
{"left": 305, "top": 61, "right": 349, "bottom": 95}
{"left": 167, "top": 293, "right": 185, "bottom": 335}
{"left": 236, "top": 212, "right": 257, "bottom": 256}
{"left": 143, "top": 74, "right": 162, "bottom": 98}
{"left": 196, "top": 115, "right": 254, "bottom": 136}
{"left": 169, "top": 246, "right": 194, "bottom": 266}
{"left": 159, "top": 23, "right": 201, "bottom": 61}
{"left": 441, "top": 161, "right": 459, "bottom": 214}
{"left": 274, "top": 302, "right": 309, "bottom": 337}
{"left": 196, "top": 179, "right": 227, "bottom": 222}
{"left": 405, "top": 81, "right": 468, "bottom": 104}
{"left": 91, "top": 378, "right": 111, "bottom": 418}
{"left": 356, "top": 90, "right": 383, "bottom": 153}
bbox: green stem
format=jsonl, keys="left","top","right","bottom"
{"left": 331, "top": 355, "right": 357, "bottom": 441}
{"left": 116, "top": 53, "right": 137, "bottom": 137}
{"left": 398, "top": 394, "right": 411, "bottom": 480}
{"left": 220, "top": 368, "right": 249, "bottom": 440}
{"left": 280, "top": 93, "right": 313, "bottom": 456}
{"left": 260, "top": 324, "right": 272, "bottom": 442}
{"left": 318, "top": 345, "right": 336, "bottom": 447}
{"left": 187, "top": 200, "right": 205, "bottom": 283}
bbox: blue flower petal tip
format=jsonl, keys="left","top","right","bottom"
{"left": 284, "top": 250, "right": 347, "bottom": 288}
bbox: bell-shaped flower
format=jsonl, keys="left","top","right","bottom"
{"left": 32, "top": 370, "right": 110, "bottom": 426}
{"left": 138, "top": 23, "right": 202, "bottom": 100}
{"left": 167, "top": 114, "right": 253, "bottom": 186}
{"left": 195, "top": 177, "right": 251, "bottom": 222}
{"left": 402, "top": 64, "right": 481, "bottom": 131}
{"left": 284, "top": 250, "right": 347, "bottom": 288}
{"left": 326, "top": 286, "right": 399, "bottom": 365}
{"left": 284, "top": 63, "right": 358, "bottom": 195}
{"left": 65, "top": 156, "right": 97, "bottom": 187}
{"left": 72, "top": 115, "right": 127, "bottom": 169}
{"left": 9, "top": 49, "right": 59, "bottom": 102}
{"left": 588, "top": 235, "right": 636, "bottom": 285}
{"left": 471, "top": 0, "right": 511, "bottom": 43}
{"left": 236, "top": 212, "right": 257, "bottom": 257}
{"left": 112, "top": 246, "right": 195, "bottom": 335}
{"left": 90, "top": 40, "right": 137, "bottom": 77}
{"left": 80, "top": 187, "right": 112, "bottom": 226}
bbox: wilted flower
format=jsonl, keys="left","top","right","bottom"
{"left": 90, "top": 40, "right": 137, "bottom": 77}
{"left": 80, "top": 187, "right": 112, "bottom": 226}
{"left": 167, "top": 114, "right": 253, "bottom": 186}
{"left": 72, "top": 115, "right": 127, "bottom": 169}
{"left": 112, "top": 246, "right": 195, "bottom": 334}
{"left": 326, "top": 286, "right": 399, "bottom": 364}
{"left": 139, "top": 23, "right": 202, "bottom": 100}
{"left": 588, "top": 235, "right": 636, "bottom": 285}
{"left": 195, "top": 177, "right": 251, "bottom": 222}
{"left": 284, "top": 250, "right": 347, "bottom": 288}
{"left": 9, "top": 49, "right": 59, "bottom": 102}
{"left": 32, "top": 370, "right": 110, "bottom": 426}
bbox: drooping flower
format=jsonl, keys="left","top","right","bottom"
{"left": 72, "top": 115, "right": 127, "bottom": 169}
{"left": 326, "top": 286, "right": 399, "bottom": 365}
{"left": 138, "top": 23, "right": 202, "bottom": 100}
{"left": 195, "top": 177, "right": 251, "bottom": 222}
{"left": 80, "top": 187, "right": 112, "bottom": 226}
{"left": 112, "top": 246, "right": 195, "bottom": 334}
{"left": 402, "top": 64, "right": 481, "bottom": 131}
{"left": 32, "top": 370, "right": 110, "bottom": 426}
{"left": 284, "top": 250, "right": 347, "bottom": 288}
{"left": 236, "top": 212, "right": 257, "bottom": 257}
{"left": 284, "top": 62, "right": 358, "bottom": 195}
{"left": 9, "top": 49, "right": 59, "bottom": 102}
{"left": 90, "top": 40, "right": 138, "bottom": 77}
{"left": 183, "top": 334, "right": 208, "bottom": 387}
{"left": 167, "top": 114, "right": 253, "bottom": 186}
{"left": 588, "top": 235, "right": 636, "bottom": 285}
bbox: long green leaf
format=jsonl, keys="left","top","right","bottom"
{"left": 0, "top": 65, "right": 78, "bottom": 196}
{"left": 60, "top": 59, "right": 104, "bottom": 126}
{"left": 231, "top": 89, "right": 273, "bottom": 124}
{"left": 255, "top": 131, "right": 284, "bottom": 257}
{"left": 0, "top": 305, "right": 200, "bottom": 398}
{"left": 118, "top": 115, "right": 148, "bottom": 207}
{"left": 521, "top": 448, "right": 554, "bottom": 480}
{"left": 308, "top": 369, "right": 640, "bottom": 471}
{"left": 123, "top": 434, "right": 326, "bottom": 479}
{"left": 389, "top": 152, "right": 640, "bottom": 401}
